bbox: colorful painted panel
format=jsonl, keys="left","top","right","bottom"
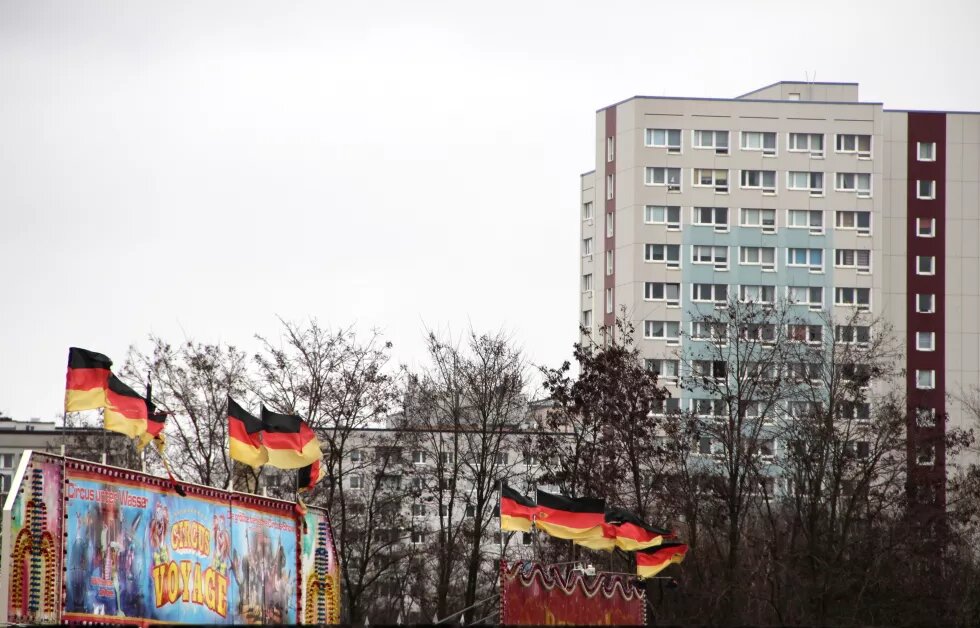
{"left": 500, "top": 561, "right": 645, "bottom": 626}
{"left": 299, "top": 507, "right": 341, "bottom": 624}
{"left": 5, "top": 453, "right": 64, "bottom": 624}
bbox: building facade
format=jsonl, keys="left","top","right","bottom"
{"left": 579, "top": 81, "right": 980, "bottom": 516}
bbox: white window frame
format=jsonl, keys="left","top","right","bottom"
{"left": 643, "top": 320, "right": 681, "bottom": 344}
{"left": 644, "top": 205, "right": 682, "bottom": 230}
{"left": 835, "top": 172, "right": 872, "bottom": 197}
{"left": 606, "top": 174, "right": 614, "bottom": 200}
{"left": 917, "top": 141, "right": 936, "bottom": 162}
{"left": 606, "top": 136, "right": 615, "bottom": 162}
{"left": 645, "top": 357, "right": 680, "bottom": 380}
{"left": 692, "top": 206, "right": 729, "bottom": 231}
{"left": 787, "top": 286, "right": 824, "bottom": 309}
{"left": 582, "top": 201, "right": 593, "bottom": 221}
{"left": 645, "top": 167, "right": 682, "bottom": 191}
{"left": 691, "top": 283, "right": 728, "bottom": 304}
{"left": 916, "top": 331, "right": 936, "bottom": 352}
{"left": 835, "top": 133, "right": 872, "bottom": 158}
{"left": 645, "top": 128, "right": 682, "bottom": 153}
{"left": 917, "top": 180, "right": 936, "bottom": 200}
{"left": 740, "top": 208, "right": 777, "bottom": 232}
{"left": 644, "top": 282, "right": 681, "bottom": 306}
{"left": 835, "top": 287, "right": 871, "bottom": 310}
{"left": 350, "top": 449, "right": 363, "bottom": 463}
{"left": 605, "top": 250, "right": 613, "bottom": 276}
{"left": 605, "top": 212, "right": 614, "bottom": 237}
{"left": 413, "top": 450, "right": 427, "bottom": 464}
{"left": 350, "top": 474, "right": 363, "bottom": 490}
{"left": 693, "top": 129, "right": 729, "bottom": 155}
{"left": 739, "top": 246, "right": 776, "bottom": 271}
{"left": 916, "top": 255, "right": 936, "bottom": 276}
{"left": 787, "top": 209, "right": 823, "bottom": 233}
{"left": 645, "top": 243, "right": 681, "bottom": 269}
{"left": 788, "top": 132, "right": 824, "bottom": 157}
{"left": 916, "top": 218, "right": 936, "bottom": 238}
{"left": 916, "top": 293, "right": 935, "bottom": 313}
{"left": 836, "top": 210, "right": 871, "bottom": 235}
{"left": 739, "top": 284, "right": 776, "bottom": 304}
{"left": 692, "top": 244, "right": 728, "bottom": 270}
{"left": 915, "top": 369, "right": 936, "bottom": 390}
{"left": 786, "top": 248, "right": 824, "bottom": 272}
{"left": 582, "top": 309, "right": 593, "bottom": 328}
{"left": 787, "top": 171, "right": 824, "bottom": 196}
{"left": 582, "top": 273, "right": 593, "bottom": 293}
{"left": 835, "top": 325, "right": 871, "bottom": 345}
{"left": 740, "top": 169, "right": 777, "bottom": 193}
{"left": 605, "top": 288, "right": 613, "bottom": 314}
{"left": 582, "top": 237, "right": 593, "bottom": 257}
{"left": 691, "top": 321, "right": 727, "bottom": 343}
{"left": 740, "top": 131, "right": 777, "bottom": 156}
{"left": 692, "top": 168, "right": 730, "bottom": 192}
{"left": 835, "top": 249, "right": 872, "bottom": 273}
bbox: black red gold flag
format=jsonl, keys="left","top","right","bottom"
{"left": 534, "top": 489, "right": 605, "bottom": 541}
{"left": 605, "top": 506, "right": 674, "bottom": 551}
{"left": 297, "top": 459, "right": 325, "bottom": 492}
{"left": 137, "top": 379, "right": 167, "bottom": 452}
{"left": 260, "top": 406, "right": 322, "bottom": 469}
{"left": 228, "top": 397, "right": 268, "bottom": 468}
{"left": 104, "top": 374, "right": 149, "bottom": 438}
{"left": 500, "top": 483, "right": 537, "bottom": 533}
{"left": 636, "top": 542, "right": 688, "bottom": 579}
{"left": 65, "top": 347, "right": 112, "bottom": 412}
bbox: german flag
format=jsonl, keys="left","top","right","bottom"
{"left": 534, "top": 489, "right": 605, "bottom": 541}
{"left": 104, "top": 374, "right": 149, "bottom": 438}
{"left": 65, "top": 347, "right": 112, "bottom": 412}
{"left": 500, "top": 483, "right": 537, "bottom": 533}
{"left": 228, "top": 397, "right": 268, "bottom": 468}
{"left": 138, "top": 411, "right": 168, "bottom": 451}
{"left": 635, "top": 542, "right": 688, "bottom": 579}
{"left": 297, "top": 459, "right": 325, "bottom": 492}
{"left": 261, "top": 406, "right": 322, "bottom": 469}
{"left": 605, "top": 506, "right": 673, "bottom": 551}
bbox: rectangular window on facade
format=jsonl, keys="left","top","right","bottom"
{"left": 917, "top": 331, "right": 935, "bottom": 351}
{"left": 692, "top": 283, "right": 728, "bottom": 303}
{"left": 350, "top": 474, "right": 363, "bottom": 489}
{"left": 693, "top": 207, "right": 729, "bottom": 229}
{"left": 645, "top": 167, "right": 682, "bottom": 190}
{"left": 693, "top": 130, "right": 729, "bottom": 154}
{"left": 644, "top": 282, "right": 681, "bottom": 305}
{"left": 787, "top": 286, "right": 823, "bottom": 307}
{"left": 412, "top": 503, "right": 426, "bottom": 516}
{"left": 645, "top": 243, "right": 681, "bottom": 267}
{"left": 605, "top": 250, "right": 613, "bottom": 275}
{"left": 835, "top": 287, "right": 871, "bottom": 309}
{"left": 916, "top": 369, "right": 936, "bottom": 390}
{"left": 788, "top": 132, "right": 824, "bottom": 156}
{"left": 787, "top": 209, "right": 823, "bottom": 230}
{"left": 582, "top": 273, "right": 593, "bottom": 292}
{"left": 740, "top": 169, "right": 777, "bottom": 192}
{"left": 646, "top": 128, "right": 682, "bottom": 152}
{"left": 916, "top": 407, "right": 937, "bottom": 427}
{"left": 413, "top": 450, "right": 427, "bottom": 464}
{"left": 582, "top": 201, "right": 593, "bottom": 220}
{"left": 607, "top": 136, "right": 615, "bottom": 162}
{"left": 788, "top": 325, "right": 823, "bottom": 344}
{"left": 693, "top": 168, "right": 729, "bottom": 192}
{"left": 836, "top": 210, "right": 871, "bottom": 234}
{"left": 836, "top": 134, "right": 872, "bottom": 157}
{"left": 606, "top": 174, "right": 614, "bottom": 199}
{"left": 741, "top": 131, "right": 777, "bottom": 155}
{"left": 835, "top": 172, "right": 872, "bottom": 196}
{"left": 645, "top": 205, "right": 682, "bottom": 228}
{"left": 582, "top": 310, "right": 593, "bottom": 328}
{"left": 740, "top": 208, "right": 776, "bottom": 230}
{"left": 582, "top": 238, "right": 593, "bottom": 257}
{"left": 835, "top": 249, "right": 872, "bottom": 272}
{"left": 606, "top": 212, "right": 614, "bottom": 237}
{"left": 605, "top": 288, "right": 613, "bottom": 314}
{"left": 692, "top": 245, "right": 728, "bottom": 268}
{"left": 917, "top": 293, "right": 935, "bottom": 313}
{"left": 645, "top": 358, "right": 680, "bottom": 380}
{"left": 787, "top": 171, "right": 824, "bottom": 195}
{"left": 917, "top": 256, "right": 936, "bottom": 275}
{"left": 917, "top": 180, "right": 936, "bottom": 199}
{"left": 787, "top": 248, "right": 823, "bottom": 270}
{"left": 917, "top": 142, "right": 936, "bottom": 161}
{"left": 693, "top": 360, "right": 728, "bottom": 380}
{"left": 836, "top": 325, "right": 871, "bottom": 344}
{"left": 917, "top": 218, "right": 936, "bottom": 237}
{"left": 739, "top": 284, "right": 776, "bottom": 303}
{"left": 692, "top": 321, "right": 727, "bottom": 343}
{"left": 643, "top": 320, "right": 681, "bottom": 342}
{"left": 739, "top": 246, "right": 776, "bottom": 269}
{"left": 741, "top": 323, "right": 777, "bottom": 343}
{"left": 350, "top": 449, "right": 363, "bottom": 463}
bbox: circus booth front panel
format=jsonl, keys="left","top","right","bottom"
{"left": 500, "top": 561, "right": 646, "bottom": 626}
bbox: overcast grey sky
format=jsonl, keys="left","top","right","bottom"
{"left": 1, "top": 0, "right": 978, "bottom": 421}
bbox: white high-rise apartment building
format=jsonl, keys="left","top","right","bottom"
{"left": 579, "top": 81, "right": 980, "bottom": 516}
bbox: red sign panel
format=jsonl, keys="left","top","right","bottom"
{"left": 500, "top": 561, "right": 645, "bottom": 626}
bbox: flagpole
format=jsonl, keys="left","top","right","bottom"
{"left": 100, "top": 408, "right": 107, "bottom": 465}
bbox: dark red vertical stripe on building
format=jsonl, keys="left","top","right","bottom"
{"left": 906, "top": 112, "right": 946, "bottom": 525}
{"left": 603, "top": 106, "right": 616, "bottom": 328}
